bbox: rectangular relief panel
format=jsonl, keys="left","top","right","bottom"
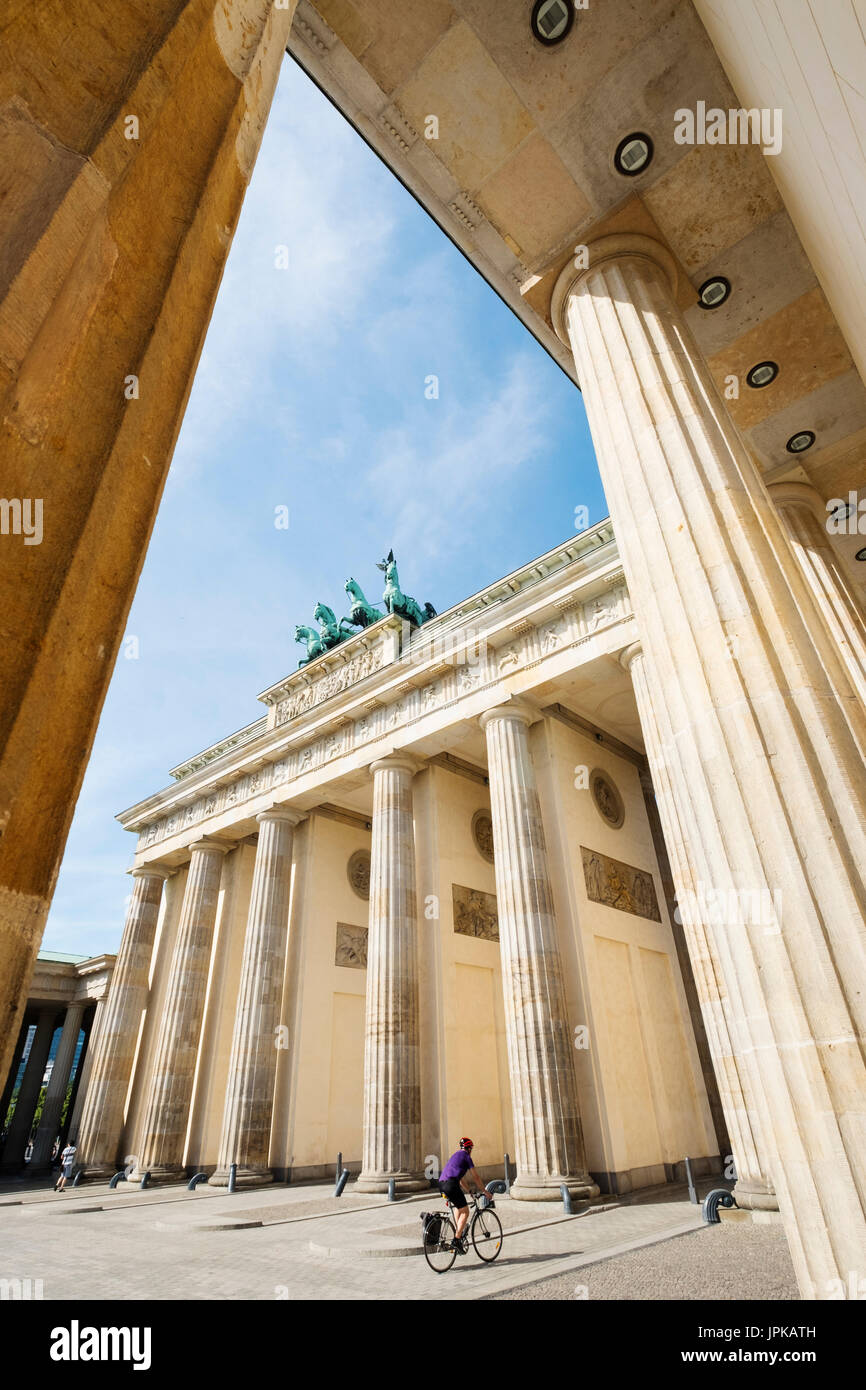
{"left": 581, "top": 846, "right": 661, "bottom": 921}
{"left": 452, "top": 884, "right": 499, "bottom": 941}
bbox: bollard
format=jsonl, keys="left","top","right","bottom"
{"left": 187, "top": 1172, "right": 208, "bottom": 1191}
{"left": 702, "top": 1189, "right": 736, "bottom": 1224}
{"left": 504, "top": 1153, "right": 511, "bottom": 1196}
{"left": 387, "top": 1177, "right": 396, "bottom": 1202}
{"left": 334, "top": 1169, "right": 350, "bottom": 1198}
{"left": 684, "top": 1156, "right": 698, "bottom": 1205}
{"left": 72, "top": 1170, "right": 84, "bottom": 1187}
{"left": 140, "top": 1171, "right": 151, "bottom": 1190}
{"left": 560, "top": 1183, "right": 573, "bottom": 1214}
{"left": 109, "top": 1171, "right": 127, "bottom": 1189}
{"left": 228, "top": 1162, "right": 237, "bottom": 1194}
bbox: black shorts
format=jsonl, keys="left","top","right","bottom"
{"left": 438, "top": 1177, "right": 467, "bottom": 1208}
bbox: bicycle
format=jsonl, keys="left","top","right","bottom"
{"left": 421, "top": 1190, "right": 503, "bottom": 1273}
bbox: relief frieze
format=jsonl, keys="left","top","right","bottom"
{"left": 581, "top": 846, "right": 661, "bottom": 922}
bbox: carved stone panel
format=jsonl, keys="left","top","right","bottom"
{"left": 452, "top": 884, "right": 499, "bottom": 941}
{"left": 335, "top": 923, "right": 368, "bottom": 969}
{"left": 347, "top": 849, "right": 371, "bottom": 900}
{"left": 471, "top": 809, "right": 495, "bottom": 863}
{"left": 581, "top": 846, "right": 661, "bottom": 921}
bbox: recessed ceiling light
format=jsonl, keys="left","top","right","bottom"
{"left": 856, "top": 547, "right": 866, "bottom": 562}
{"left": 833, "top": 502, "right": 856, "bottom": 521}
{"left": 746, "top": 360, "right": 778, "bottom": 389}
{"left": 698, "top": 276, "right": 731, "bottom": 309}
{"left": 785, "top": 430, "right": 815, "bottom": 453}
{"left": 614, "top": 132, "right": 653, "bottom": 176}
{"left": 531, "top": 0, "right": 574, "bottom": 45}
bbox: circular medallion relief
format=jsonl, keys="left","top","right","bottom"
{"left": 472, "top": 810, "right": 495, "bottom": 863}
{"left": 590, "top": 770, "right": 625, "bottom": 829}
{"left": 347, "top": 849, "right": 371, "bottom": 900}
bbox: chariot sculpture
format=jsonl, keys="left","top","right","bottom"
{"left": 294, "top": 551, "right": 436, "bottom": 666}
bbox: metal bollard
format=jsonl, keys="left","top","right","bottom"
{"left": 72, "top": 1170, "right": 84, "bottom": 1187}
{"left": 684, "top": 1156, "right": 698, "bottom": 1205}
{"left": 334, "top": 1169, "right": 350, "bottom": 1198}
{"left": 228, "top": 1162, "right": 237, "bottom": 1194}
{"left": 504, "top": 1153, "right": 511, "bottom": 1196}
{"left": 702, "top": 1189, "right": 736, "bottom": 1224}
{"left": 387, "top": 1177, "right": 396, "bottom": 1202}
{"left": 187, "top": 1172, "right": 208, "bottom": 1191}
{"left": 140, "top": 1171, "right": 151, "bottom": 1190}
{"left": 109, "top": 1171, "right": 127, "bottom": 1189}
{"left": 560, "top": 1183, "right": 573, "bottom": 1214}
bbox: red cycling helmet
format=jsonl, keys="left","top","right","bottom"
{"left": 459, "top": 1137, "right": 474, "bottom": 1150}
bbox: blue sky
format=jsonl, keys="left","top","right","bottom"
{"left": 43, "top": 54, "right": 605, "bottom": 957}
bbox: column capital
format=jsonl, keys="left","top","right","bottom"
{"left": 369, "top": 752, "right": 425, "bottom": 778}
{"left": 551, "top": 232, "right": 678, "bottom": 345}
{"left": 766, "top": 480, "right": 825, "bottom": 523}
{"left": 479, "top": 698, "right": 537, "bottom": 732}
{"left": 188, "top": 837, "right": 232, "bottom": 857}
{"left": 255, "top": 806, "right": 305, "bottom": 827}
{"left": 618, "top": 641, "right": 644, "bottom": 673}
{"left": 128, "top": 863, "right": 173, "bottom": 881}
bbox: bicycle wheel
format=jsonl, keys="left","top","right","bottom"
{"left": 471, "top": 1206, "right": 503, "bottom": 1262}
{"left": 423, "top": 1212, "right": 457, "bottom": 1273}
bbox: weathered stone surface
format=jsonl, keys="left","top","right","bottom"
{"left": 210, "top": 810, "right": 300, "bottom": 1187}
{"left": 480, "top": 702, "right": 598, "bottom": 1202}
{"left": 357, "top": 756, "right": 425, "bottom": 1192}
{"left": 0, "top": 0, "right": 297, "bottom": 1091}
{"left": 76, "top": 868, "right": 171, "bottom": 1179}
{"left": 553, "top": 234, "right": 866, "bottom": 1296}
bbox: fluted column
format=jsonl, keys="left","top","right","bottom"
{"left": 0, "top": 1007, "right": 58, "bottom": 1170}
{"left": 480, "top": 703, "right": 598, "bottom": 1202}
{"left": 76, "top": 866, "right": 171, "bottom": 1178}
{"left": 29, "top": 1003, "right": 85, "bottom": 1172}
{"left": 210, "top": 809, "right": 301, "bottom": 1187}
{"left": 622, "top": 643, "right": 777, "bottom": 1210}
{"left": 131, "top": 841, "right": 229, "bottom": 1183}
{"left": 0, "top": 1, "right": 299, "bottom": 1094}
{"left": 767, "top": 481, "right": 866, "bottom": 706}
{"left": 357, "top": 756, "right": 425, "bottom": 1193}
{"left": 552, "top": 234, "right": 866, "bottom": 1296}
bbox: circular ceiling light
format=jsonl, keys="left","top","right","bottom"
{"left": 746, "top": 360, "right": 778, "bottom": 389}
{"left": 785, "top": 430, "right": 815, "bottom": 453}
{"left": 833, "top": 501, "right": 856, "bottom": 522}
{"left": 614, "top": 132, "right": 654, "bottom": 176}
{"left": 697, "top": 276, "right": 731, "bottom": 309}
{"left": 531, "top": 0, "right": 574, "bottom": 45}
{"left": 856, "top": 547, "right": 866, "bottom": 562}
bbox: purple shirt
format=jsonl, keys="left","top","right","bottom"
{"left": 441, "top": 1149, "right": 474, "bottom": 1181}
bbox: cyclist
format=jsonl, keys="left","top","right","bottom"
{"left": 437, "top": 1138, "right": 488, "bottom": 1252}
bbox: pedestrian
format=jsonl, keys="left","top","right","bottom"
{"left": 54, "top": 1140, "right": 76, "bottom": 1192}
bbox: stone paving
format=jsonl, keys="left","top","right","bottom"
{"left": 0, "top": 1176, "right": 796, "bottom": 1301}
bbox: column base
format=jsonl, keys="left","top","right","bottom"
{"left": 76, "top": 1162, "right": 122, "bottom": 1183}
{"left": 355, "top": 1171, "right": 428, "bottom": 1194}
{"left": 127, "top": 1164, "right": 185, "bottom": 1186}
{"left": 733, "top": 1177, "right": 779, "bottom": 1211}
{"left": 208, "top": 1166, "right": 275, "bottom": 1189}
{"left": 510, "top": 1175, "right": 600, "bottom": 1203}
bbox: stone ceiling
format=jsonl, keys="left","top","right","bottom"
{"left": 290, "top": 0, "right": 866, "bottom": 542}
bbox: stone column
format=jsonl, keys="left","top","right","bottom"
{"left": 767, "top": 481, "right": 866, "bottom": 706}
{"left": 0, "top": 0, "right": 299, "bottom": 1093}
{"left": 29, "top": 1002, "right": 85, "bottom": 1172}
{"left": 210, "top": 810, "right": 301, "bottom": 1187}
{"left": 552, "top": 234, "right": 866, "bottom": 1296}
{"left": 131, "top": 841, "right": 229, "bottom": 1183}
{"left": 622, "top": 643, "right": 777, "bottom": 1211}
{"left": 0, "top": 1017, "right": 30, "bottom": 1140}
{"left": 0, "top": 1007, "right": 58, "bottom": 1170}
{"left": 76, "top": 867, "right": 171, "bottom": 1178}
{"left": 480, "top": 703, "right": 598, "bottom": 1203}
{"left": 357, "top": 757, "right": 426, "bottom": 1193}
